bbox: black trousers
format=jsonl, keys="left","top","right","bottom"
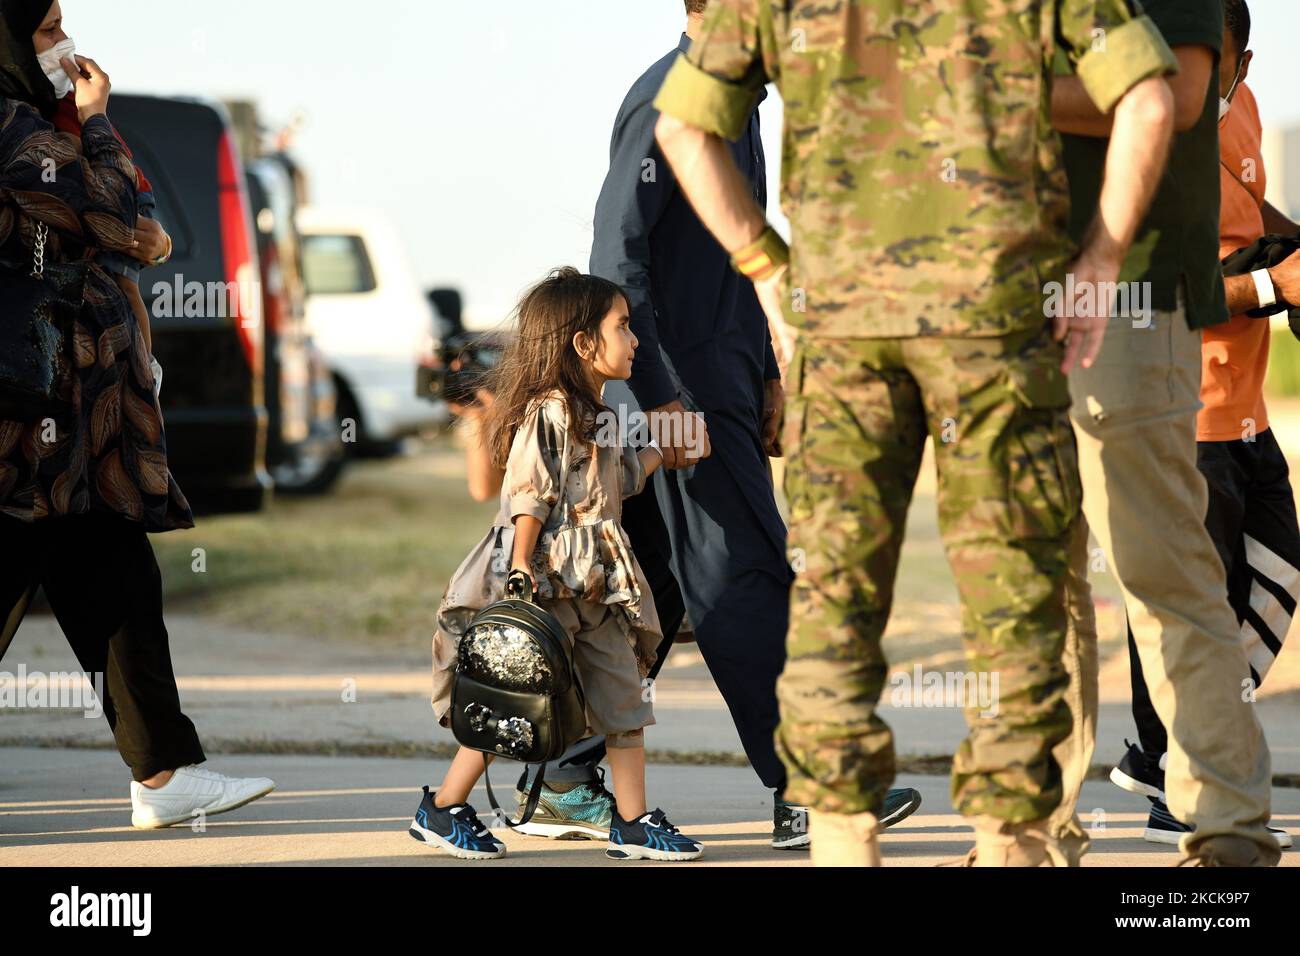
{"left": 0, "top": 511, "right": 206, "bottom": 781}
{"left": 522, "top": 485, "right": 686, "bottom": 788}
{"left": 1129, "top": 428, "right": 1300, "bottom": 756}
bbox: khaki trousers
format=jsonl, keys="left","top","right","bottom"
{"left": 1054, "top": 300, "right": 1278, "bottom": 862}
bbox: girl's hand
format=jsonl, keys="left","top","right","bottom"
{"left": 505, "top": 568, "right": 536, "bottom": 602}
{"left": 63, "top": 55, "right": 111, "bottom": 123}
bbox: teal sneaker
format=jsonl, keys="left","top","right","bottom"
{"left": 512, "top": 771, "right": 614, "bottom": 841}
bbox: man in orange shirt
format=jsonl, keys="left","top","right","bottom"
{"left": 1116, "top": 0, "right": 1300, "bottom": 848}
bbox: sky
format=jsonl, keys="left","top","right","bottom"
{"left": 64, "top": 0, "right": 1300, "bottom": 329}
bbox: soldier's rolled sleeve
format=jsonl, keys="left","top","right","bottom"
{"left": 654, "top": 55, "right": 759, "bottom": 141}
{"left": 653, "top": 0, "right": 772, "bottom": 141}
{"left": 1073, "top": 16, "right": 1179, "bottom": 113}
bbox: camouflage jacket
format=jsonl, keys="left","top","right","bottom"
{"left": 654, "top": 1, "right": 1179, "bottom": 339}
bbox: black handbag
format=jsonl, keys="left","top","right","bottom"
{"left": 450, "top": 569, "right": 588, "bottom": 828}
{"left": 0, "top": 222, "right": 86, "bottom": 421}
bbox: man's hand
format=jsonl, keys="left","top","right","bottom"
{"left": 647, "top": 400, "right": 711, "bottom": 469}
{"left": 1057, "top": 247, "right": 1121, "bottom": 374}
{"left": 129, "top": 218, "right": 171, "bottom": 264}
{"left": 447, "top": 386, "right": 495, "bottom": 421}
{"left": 762, "top": 378, "right": 784, "bottom": 457}
{"left": 1268, "top": 249, "right": 1300, "bottom": 306}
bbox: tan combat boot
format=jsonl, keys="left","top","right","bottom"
{"left": 809, "top": 810, "right": 882, "bottom": 867}
{"left": 1179, "top": 835, "right": 1280, "bottom": 867}
{"left": 969, "top": 817, "right": 1055, "bottom": 867}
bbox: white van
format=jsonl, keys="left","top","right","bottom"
{"left": 299, "top": 207, "right": 447, "bottom": 454}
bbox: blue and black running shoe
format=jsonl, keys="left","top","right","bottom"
{"left": 606, "top": 807, "right": 703, "bottom": 862}
{"left": 408, "top": 786, "right": 507, "bottom": 860}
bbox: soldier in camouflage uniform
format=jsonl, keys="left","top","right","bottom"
{"left": 653, "top": 1, "right": 1178, "bottom": 864}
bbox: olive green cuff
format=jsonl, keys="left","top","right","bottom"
{"left": 653, "top": 54, "right": 760, "bottom": 142}
{"left": 1075, "top": 16, "right": 1179, "bottom": 114}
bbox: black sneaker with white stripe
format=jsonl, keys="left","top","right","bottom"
{"left": 1144, "top": 798, "right": 1292, "bottom": 850}
{"left": 1110, "top": 740, "right": 1165, "bottom": 800}
{"left": 772, "top": 787, "right": 922, "bottom": 849}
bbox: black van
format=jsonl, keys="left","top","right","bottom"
{"left": 110, "top": 94, "right": 270, "bottom": 512}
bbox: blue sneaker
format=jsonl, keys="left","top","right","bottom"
{"left": 408, "top": 786, "right": 507, "bottom": 860}
{"left": 513, "top": 772, "right": 614, "bottom": 841}
{"left": 606, "top": 807, "right": 704, "bottom": 862}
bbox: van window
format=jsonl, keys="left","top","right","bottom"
{"left": 302, "top": 233, "right": 377, "bottom": 295}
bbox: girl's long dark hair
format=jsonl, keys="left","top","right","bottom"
{"left": 483, "top": 267, "right": 626, "bottom": 470}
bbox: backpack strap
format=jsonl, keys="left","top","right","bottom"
{"left": 481, "top": 753, "right": 548, "bottom": 829}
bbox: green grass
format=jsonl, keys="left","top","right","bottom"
{"left": 154, "top": 437, "right": 1130, "bottom": 668}
{"left": 1267, "top": 327, "right": 1300, "bottom": 398}
{"left": 152, "top": 436, "right": 498, "bottom": 648}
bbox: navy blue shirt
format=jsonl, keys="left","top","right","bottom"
{"left": 590, "top": 34, "right": 777, "bottom": 422}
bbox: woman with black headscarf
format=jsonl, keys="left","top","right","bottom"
{"left": 0, "top": 0, "right": 275, "bottom": 828}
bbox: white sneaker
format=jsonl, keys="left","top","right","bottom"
{"left": 130, "top": 765, "right": 275, "bottom": 829}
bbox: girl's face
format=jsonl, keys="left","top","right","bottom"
{"left": 576, "top": 296, "right": 637, "bottom": 389}
{"left": 33, "top": 2, "right": 68, "bottom": 54}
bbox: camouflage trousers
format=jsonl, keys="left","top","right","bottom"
{"left": 776, "top": 326, "right": 1080, "bottom": 822}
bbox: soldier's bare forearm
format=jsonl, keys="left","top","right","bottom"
{"left": 655, "top": 113, "right": 767, "bottom": 253}
{"left": 1084, "top": 77, "right": 1174, "bottom": 265}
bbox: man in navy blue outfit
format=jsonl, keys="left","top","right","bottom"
{"left": 515, "top": 1, "right": 920, "bottom": 849}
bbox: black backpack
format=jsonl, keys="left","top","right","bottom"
{"left": 450, "top": 571, "right": 588, "bottom": 827}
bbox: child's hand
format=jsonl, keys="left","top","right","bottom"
{"left": 505, "top": 568, "right": 536, "bottom": 602}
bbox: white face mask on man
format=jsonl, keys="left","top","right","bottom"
{"left": 36, "top": 38, "right": 78, "bottom": 100}
{"left": 1219, "top": 61, "right": 1243, "bottom": 124}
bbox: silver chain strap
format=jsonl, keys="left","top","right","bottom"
{"left": 29, "top": 221, "right": 47, "bottom": 280}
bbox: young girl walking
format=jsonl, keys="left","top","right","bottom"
{"left": 410, "top": 267, "right": 705, "bottom": 862}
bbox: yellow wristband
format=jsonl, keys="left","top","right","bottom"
{"left": 730, "top": 226, "right": 789, "bottom": 282}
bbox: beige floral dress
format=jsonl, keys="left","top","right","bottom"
{"left": 431, "top": 391, "right": 663, "bottom": 731}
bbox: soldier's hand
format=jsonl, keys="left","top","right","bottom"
{"left": 755, "top": 266, "right": 796, "bottom": 382}
{"left": 1057, "top": 251, "right": 1120, "bottom": 373}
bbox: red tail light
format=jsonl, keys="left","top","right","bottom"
{"left": 261, "top": 242, "right": 285, "bottom": 339}
{"left": 216, "top": 128, "right": 263, "bottom": 377}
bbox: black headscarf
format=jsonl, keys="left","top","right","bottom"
{"left": 0, "top": 0, "right": 58, "bottom": 118}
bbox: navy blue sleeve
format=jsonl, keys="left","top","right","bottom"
{"left": 589, "top": 88, "right": 679, "bottom": 411}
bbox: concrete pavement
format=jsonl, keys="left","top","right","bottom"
{"left": 4, "top": 612, "right": 1300, "bottom": 777}
{"left": 1, "top": 748, "right": 1295, "bottom": 867}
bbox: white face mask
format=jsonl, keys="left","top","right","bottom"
{"left": 36, "top": 38, "right": 77, "bottom": 100}
{"left": 1219, "top": 62, "right": 1243, "bottom": 124}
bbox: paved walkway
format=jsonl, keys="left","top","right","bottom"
{"left": 1, "top": 749, "right": 1295, "bottom": 867}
